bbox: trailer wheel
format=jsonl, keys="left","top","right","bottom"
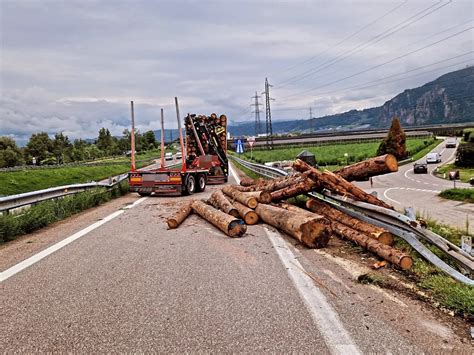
{"left": 185, "top": 175, "right": 196, "bottom": 195}
{"left": 138, "top": 192, "right": 152, "bottom": 196}
{"left": 196, "top": 174, "right": 207, "bottom": 192}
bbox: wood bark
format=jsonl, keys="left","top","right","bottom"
{"left": 222, "top": 186, "right": 271, "bottom": 207}
{"left": 334, "top": 154, "right": 398, "bottom": 181}
{"left": 233, "top": 200, "right": 259, "bottom": 225}
{"left": 255, "top": 203, "right": 332, "bottom": 248}
{"left": 271, "top": 178, "right": 319, "bottom": 201}
{"left": 306, "top": 198, "right": 393, "bottom": 245}
{"left": 331, "top": 221, "right": 412, "bottom": 270}
{"left": 240, "top": 177, "right": 265, "bottom": 187}
{"left": 208, "top": 190, "right": 239, "bottom": 218}
{"left": 191, "top": 200, "right": 247, "bottom": 237}
{"left": 293, "top": 159, "right": 392, "bottom": 209}
{"left": 166, "top": 200, "right": 194, "bottom": 229}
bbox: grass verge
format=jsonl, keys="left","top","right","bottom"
{"left": 439, "top": 188, "right": 474, "bottom": 204}
{"left": 435, "top": 163, "right": 474, "bottom": 183}
{"left": 242, "top": 137, "right": 437, "bottom": 166}
{"left": 0, "top": 159, "right": 151, "bottom": 196}
{"left": 0, "top": 180, "right": 129, "bottom": 243}
{"left": 409, "top": 138, "right": 443, "bottom": 161}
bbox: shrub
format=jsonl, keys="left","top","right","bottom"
{"left": 455, "top": 143, "right": 474, "bottom": 167}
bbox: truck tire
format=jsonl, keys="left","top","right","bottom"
{"left": 196, "top": 174, "right": 207, "bottom": 192}
{"left": 185, "top": 175, "right": 196, "bottom": 195}
{"left": 138, "top": 192, "right": 152, "bottom": 196}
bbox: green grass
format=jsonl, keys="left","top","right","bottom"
{"left": 0, "top": 181, "right": 129, "bottom": 243}
{"left": 243, "top": 137, "right": 436, "bottom": 166}
{"left": 436, "top": 163, "right": 474, "bottom": 183}
{"left": 439, "top": 188, "right": 474, "bottom": 203}
{"left": 0, "top": 160, "right": 152, "bottom": 196}
{"left": 408, "top": 138, "right": 443, "bottom": 161}
{"left": 392, "top": 220, "right": 473, "bottom": 317}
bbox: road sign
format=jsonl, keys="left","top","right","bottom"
{"left": 248, "top": 140, "right": 254, "bottom": 147}
{"left": 235, "top": 139, "right": 244, "bottom": 154}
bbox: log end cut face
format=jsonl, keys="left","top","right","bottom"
{"left": 300, "top": 219, "right": 332, "bottom": 248}
{"left": 244, "top": 211, "right": 259, "bottom": 225}
{"left": 167, "top": 219, "right": 178, "bottom": 229}
{"left": 228, "top": 219, "right": 248, "bottom": 237}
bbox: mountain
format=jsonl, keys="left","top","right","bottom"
{"left": 228, "top": 66, "right": 474, "bottom": 136}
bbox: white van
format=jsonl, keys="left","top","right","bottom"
{"left": 165, "top": 152, "right": 173, "bottom": 161}
{"left": 426, "top": 152, "right": 441, "bottom": 164}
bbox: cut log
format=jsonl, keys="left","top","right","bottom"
{"left": 208, "top": 190, "right": 240, "bottom": 218}
{"left": 255, "top": 203, "right": 332, "bottom": 248}
{"left": 222, "top": 186, "right": 271, "bottom": 207}
{"left": 240, "top": 177, "right": 265, "bottom": 187}
{"left": 334, "top": 154, "right": 398, "bottom": 181}
{"left": 166, "top": 200, "right": 193, "bottom": 229}
{"left": 293, "top": 159, "right": 392, "bottom": 209}
{"left": 271, "top": 178, "right": 320, "bottom": 201}
{"left": 331, "top": 222, "right": 412, "bottom": 270}
{"left": 233, "top": 200, "right": 259, "bottom": 225}
{"left": 191, "top": 200, "right": 247, "bottom": 237}
{"left": 306, "top": 199, "right": 393, "bottom": 245}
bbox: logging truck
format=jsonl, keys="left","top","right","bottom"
{"left": 128, "top": 98, "right": 228, "bottom": 196}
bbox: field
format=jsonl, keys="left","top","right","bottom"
{"left": 0, "top": 151, "right": 160, "bottom": 196}
{"left": 242, "top": 137, "right": 438, "bottom": 166}
{"left": 439, "top": 188, "right": 474, "bottom": 203}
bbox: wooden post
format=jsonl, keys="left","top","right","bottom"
{"left": 208, "top": 190, "right": 239, "bottom": 218}
{"left": 306, "top": 199, "right": 393, "bottom": 245}
{"left": 191, "top": 200, "right": 247, "bottom": 237}
{"left": 166, "top": 200, "right": 194, "bottom": 229}
{"left": 255, "top": 203, "right": 332, "bottom": 248}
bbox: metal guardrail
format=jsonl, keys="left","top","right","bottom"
{"left": 230, "top": 155, "right": 473, "bottom": 286}
{"left": 0, "top": 161, "right": 182, "bottom": 214}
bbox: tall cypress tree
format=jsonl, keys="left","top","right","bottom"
{"left": 376, "top": 117, "right": 408, "bottom": 160}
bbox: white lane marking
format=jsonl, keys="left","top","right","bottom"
{"left": 229, "top": 164, "right": 360, "bottom": 354}
{"left": 265, "top": 228, "right": 361, "bottom": 355}
{"left": 123, "top": 196, "right": 148, "bottom": 209}
{"left": 228, "top": 162, "right": 241, "bottom": 184}
{"left": 0, "top": 197, "right": 148, "bottom": 282}
{"left": 383, "top": 188, "right": 402, "bottom": 205}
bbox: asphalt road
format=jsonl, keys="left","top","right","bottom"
{"left": 0, "top": 165, "right": 470, "bottom": 352}
{"left": 355, "top": 138, "right": 473, "bottom": 229}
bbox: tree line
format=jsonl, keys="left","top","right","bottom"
{"left": 0, "top": 129, "right": 158, "bottom": 168}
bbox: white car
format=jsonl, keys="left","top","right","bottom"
{"left": 175, "top": 152, "right": 182, "bottom": 159}
{"left": 426, "top": 152, "right": 441, "bottom": 164}
{"left": 165, "top": 152, "right": 173, "bottom": 161}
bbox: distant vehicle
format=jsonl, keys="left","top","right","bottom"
{"left": 426, "top": 152, "right": 441, "bottom": 164}
{"left": 445, "top": 139, "right": 456, "bottom": 148}
{"left": 413, "top": 162, "right": 428, "bottom": 174}
{"left": 165, "top": 152, "right": 173, "bottom": 161}
{"left": 175, "top": 152, "right": 182, "bottom": 159}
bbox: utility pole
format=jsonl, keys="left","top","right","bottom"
{"left": 251, "top": 92, "right": 262, "bottom": 136}
{"left": 263, "top": 78, "right": 274, "bottom": 149}
{"left": 309, "top": 107, "right": 314, "bottom": 133}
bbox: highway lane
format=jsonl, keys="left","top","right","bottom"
{"left": 356, "top": 138, "right": 473, "bottom": 229}
{"left": 0, "top": 167, "right": 470, "bottom": 351}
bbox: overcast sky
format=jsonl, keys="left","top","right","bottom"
{"left": 1, "top": 0, "right": 473, "bottom": 142}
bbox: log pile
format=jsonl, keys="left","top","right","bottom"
{"left": 164, "top": 154, "right": 413, "bottom": 270}
{"left": 185, "top": 113, "right": 227, "bottom": 157}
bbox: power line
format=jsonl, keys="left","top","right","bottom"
{"left": 274, "top": 0, "right": 451, "bottom": 89}
{"left": 271, "top": 0, "right": 408, "bottom": 77}
{"left": 278, "top": 26, "right": 473, "bottom": 101}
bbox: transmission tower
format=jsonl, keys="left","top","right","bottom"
{"left": 251, "top": 92, "right": 262, "bottom": 136}
{"left": 263, "top": 78, "right": 274, "bottom": 149}
{"left": 309, "top": 107, "right": 315, "bottom": 133}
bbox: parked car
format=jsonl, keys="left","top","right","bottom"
{"left": 413, "top": 162, "right": 428, "bottom": 174}
{"left": 175, "top": 152, "right": 182, "bottom": 159}
{"left": 445, "top": 139, "right": 456, "bottom": 148}
{"left": 165, "top": 152, "right": 173, "bottom": 161}
{"left": 426, "top": 152, "right": 441, "bottom": 164}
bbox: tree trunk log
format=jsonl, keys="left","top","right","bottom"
{"left": 233, "top": 200, "right": 259, "bottom": 225}
{"left": 305, "top": 198, "right": 393, "bottom": 245}
{"left": 271, "top": 178, "right": 319, "bottom": 201}
{"left": 331, "top": 222, "right": 412, "bottom": 270}
{"left": 208, "top": 190, "right": 239, "bottom": 218}
{"left": 166, "top": 200, "right": 193, "bottom": 229}
{"left": 334, "top": 154, "right": 398, "bottom": 181}
{"left": 191, "top": 200, "right": 247, "bottom": 237}
{"left": 222, "top": 186, "right": 258, "bottom": 208}
{"left": 293, "top": 159, "right": 392, "bottom": 209}
{"left": 240, "top": 177, "right": 265, "bottom": 186}
{"left": 255, "top": 204, "right": 332, "bottom": 248}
